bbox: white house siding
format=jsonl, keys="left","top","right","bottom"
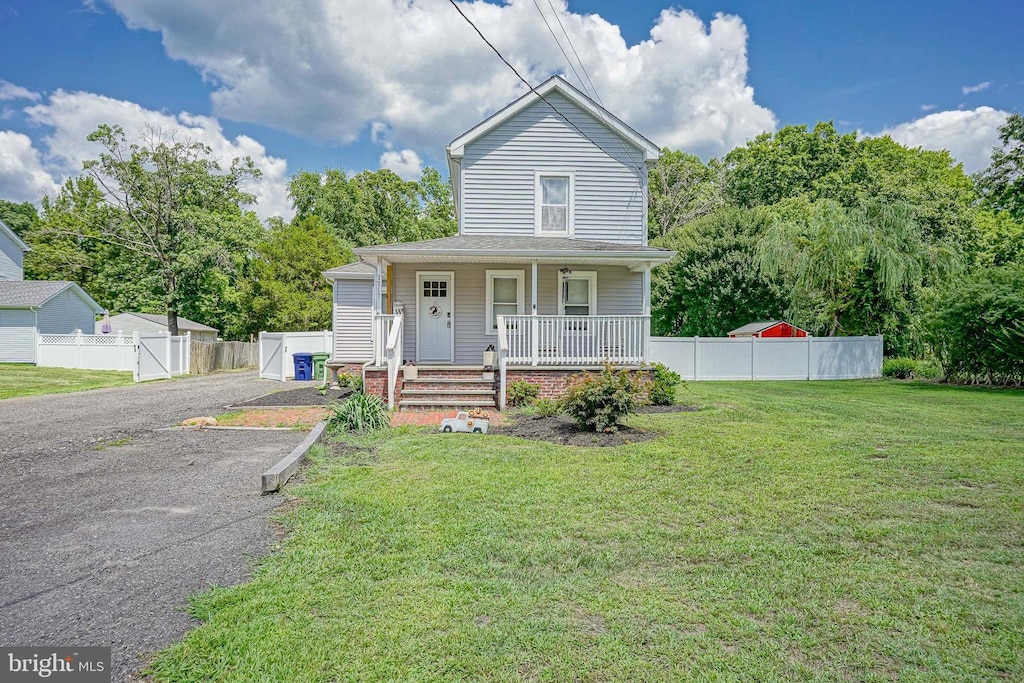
{"left": 461, "top": 92, "right": 647, "bottom": 245}
{"left": 392, "top": 263, "right": 643, "bottom": 364}
{"left": 0, "top": 310, "right": 36, "bottom": 362}
{"left": 333, "top": 279, "right": 374, "bottom": 361}
{"left": 0, "top": 228, "right": 24, "bottom": 281}
{"left": 36, "top": 289, "right": 98, "bottom": 333}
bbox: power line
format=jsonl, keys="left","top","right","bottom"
{"left": 545, "top": 0, "right": 602, "bottom": 107}
{"left": 531, "top": 0, "right": 589, "bottom": 97}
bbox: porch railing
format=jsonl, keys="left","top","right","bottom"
{"left": 500, "top": 315, "right": 650, "bottom": 366}
{"left": 384, "top": 314, "right": 404, "bottom": 409}
{"left": 374, "top": 314, "right": 400, "bottom": 366}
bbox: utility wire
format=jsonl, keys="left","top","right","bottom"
{"left": 531, "top": 0, "right": 589, "bottom": 97}
{"left": 546, "top": 0, "right": 602, "bottom": 106}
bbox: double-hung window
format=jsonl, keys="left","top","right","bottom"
{"left": 535, "top": 172, "right": 573, "bottom": 235}
{"left": 558, "top": 271, "right": 597, "bottom": 318}
{"left": 485, "top": 270, "right": 525, "bottom": 335}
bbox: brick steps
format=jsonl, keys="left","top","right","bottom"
{"left": 397, "top": 368, "right": 497, "bottom": 411}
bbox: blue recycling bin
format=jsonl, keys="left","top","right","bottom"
{"left": 292, "top": 352, "right": 313, "bottom": 381}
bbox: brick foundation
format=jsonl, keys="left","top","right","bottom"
{"left": 504, "top": 367, "right": 653, "bottom": 402}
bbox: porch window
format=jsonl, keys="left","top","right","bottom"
{"left": 558, "top": 271, "right": 597, "bottom": 316}
{"left": 486, "top": 270, "right": 525, "bottom": 334}
{"left": 535, "top": 172, "right": 573, "bottom": 235}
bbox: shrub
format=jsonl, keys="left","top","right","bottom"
{"left": 647, "top": 363, "right": 682, "bottom": 405}
{"left": 925, "top": 265, "right": 1024, "bottom": 385}
{"left": 882, "top": 357, "right": 918, "bottom": 379}
{"left": 561, "top": 364, "right": 643, "bottom": 433}
{"left": 336, "top": 372, "right": 363, "bottom": 393}
{"left": 328, "top": 393, "right": 390, "bottom": 433}
{"left": 507, "top": 380, "right": 540, "bottom": 407}
{"left": 519, "top": 398, "right": 562, "bottom": 417}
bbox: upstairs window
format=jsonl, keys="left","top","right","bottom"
{"left": 535, "top": 172, "right": 573, "bottom": 236}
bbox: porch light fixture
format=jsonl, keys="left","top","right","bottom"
{"left": 559, "top": 267, "right": 572, "bottom": 274}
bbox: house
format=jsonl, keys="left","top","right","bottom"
{"left": 98, "top": 312, "right": 219, "bottom": 341}
{"left": 0, "top": 217, "right": 29, "bottom": 281}
{"left": 0, "top": 218, "right": 106, "bottom": 362}
{"left": 324, "top": 76, "right": 676, "bottom": 410}
{"left": 0, "top": 281, "right": 105, "bottom": 361}
{"left": 728, "top": 321, "right": 808, "bottom": 338}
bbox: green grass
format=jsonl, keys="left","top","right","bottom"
{"left": 147, "top": 381, "right": 1024, "bottom": 682}
{"left": 0, "top": 364, "right": 133, "bottom": 399}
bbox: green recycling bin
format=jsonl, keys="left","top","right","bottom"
{"left": 311, "top": 352, "right": 330, "bottom": 382}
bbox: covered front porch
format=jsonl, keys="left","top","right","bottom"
{"left": 352, "top": 236, "right": 675, "bottom": 409}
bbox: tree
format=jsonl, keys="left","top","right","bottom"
{"left": 239, "top": 216, "right": 353, "bottom": 335}
{"left": 287, "top": 166, "right": 456, "bottom": 247}
{"left": 651, "top": 207, "right": 788, "bottom": 337}
{"left": 0, "top": 200, "right": 40, "bottom": 238}
{"left": 975, "top": 112, "right": 1024, "bottom": 222}
{"left": 81, "top": 124, "right": 263, "bottom": 334}
{"left": 647, "top": 149, "right": 722, "bottom": 240}
{"left": 758, "top": 198, "right": 958, "bottom": 350}
{"left": 974, "top": 209, "right": 1024, "bottom": 267}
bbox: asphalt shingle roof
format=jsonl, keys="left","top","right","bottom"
{"left": 728, "top": 321, "right": 787, "bottom": 336}
{"left": 0, "top": 281, "right": 74, "bottom": 307}
{"left": 323, "top": 261, "right": 377, "bottom": 277}
{"left": 354, "top": 235, "right": 672, "bottom": 255}
{"left": 123, "top": 312, "right": 219, "bottom": 333}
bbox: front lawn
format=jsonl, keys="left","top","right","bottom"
{"left": 0, "top": 364, "right": 134, "bottom": 399}
{"left": 148, "top": 381, "right": 1023, "bottom": 681}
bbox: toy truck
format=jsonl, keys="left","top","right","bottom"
{"left": 439, "top": 411, "right": 489, "bottom": 434}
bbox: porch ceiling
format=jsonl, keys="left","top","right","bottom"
{"left": 377, "top": 253, "right": 663, "bottom": 269}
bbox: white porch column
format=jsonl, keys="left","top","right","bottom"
{"left": 642, "top": 265, "right": 652, "bottom": 362}
{"left": 531, "top": 260, "right": 539, "bottom": 367}
{"left": 374, "top": 256, "right": 383, "bottom": 366}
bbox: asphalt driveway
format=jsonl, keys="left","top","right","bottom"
{"left": 0, "top": 372, "right": 308, "bottom": 681}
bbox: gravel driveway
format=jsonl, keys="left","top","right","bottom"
{"left": 0, "top": 372, "right": 307, "bottom": 681}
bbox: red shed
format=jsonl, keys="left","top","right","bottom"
{"left": 727, "top": 321, "right": 808, "bottom": 338}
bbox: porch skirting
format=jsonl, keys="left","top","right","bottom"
{"left": 505, "top": 366, "right": 653, "bottom": 400}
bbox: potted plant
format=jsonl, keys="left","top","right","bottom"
{"left": 403, "top": 361, "right": 417, "bottom": 381}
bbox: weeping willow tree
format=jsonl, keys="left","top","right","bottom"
{"left": 758, "top": 197, "right": 959, "bottom": 351}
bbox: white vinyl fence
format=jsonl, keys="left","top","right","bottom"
{"left": 258, "top": 330, "right": 331, "bottom": 380}
{"left": 649, "top": 336, "right": 883, "bottom": 381}
{"left": 0, "top": 329, "right": 191, "bottom": 382}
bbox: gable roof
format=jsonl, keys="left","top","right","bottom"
{"left": 116, "top": 312, "right": 219, "bottom": 333}
{"left": 0, "top": 280, "right": 102, "bottom": 311}
{"left": 727, "top": 321, "right": 794, "bottom": 336}
{"left": 323, "top": 261, "right": 376, "bottom": 280}
{"left": 0, "top": 217, "right": 30, "bottom": 253}
{"left": 446, "top": 76, "right": 661, "bottom": 163}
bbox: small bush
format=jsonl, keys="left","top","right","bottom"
{"left": 328, "top": 393, "right": 390, "bottom": 433}
{"left": 507, "top": 380, "right": 540, "bottom": 407}
{"left": 647, "top": 363, "right": 682, "bottom": 405}
{"left": 561, "top": 364, "right": 643, "bottom": 433}
{"left": 521, "top": 398, "right": 562, "bottom": 417}
{"left": 882, "top": 357, "right": 918, "bottom": 379}
{"left": 336, "top": 372, "right": 363, "bottom": 393}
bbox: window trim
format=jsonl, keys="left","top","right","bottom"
{"left": 485, "top": 269, "right": 525, "bottom": 336}
{"left": 557, "top": 270, "right": 597, "bottom": 316}
{"left": 534, "top": 171, "right": 574, "bottom": 236}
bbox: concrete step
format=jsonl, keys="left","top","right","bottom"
{"left": 399, "top": 399, "right": 497, "bottom": 409}
{"left": 403, "top": 377, "right": 493, "bottom": 384}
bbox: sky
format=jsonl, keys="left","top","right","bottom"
{"left": 0, "top": 0, "right": 1020, "bottom": 220}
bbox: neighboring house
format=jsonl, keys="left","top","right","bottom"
{"left": 0, "top": 217, "right": 29, "bottom": 281}
{"left": 728, "top": 321, "right": 808, "bottom": 338}
{"left": 0, "top": 281, "right": 105, "bottom": 361}
{"left": 98, "top": 312, "right": 219, "bottom": 341}
{"left": 324, "top": 76, "right": 676, "bottom": 410}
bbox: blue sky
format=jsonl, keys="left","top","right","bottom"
{"left": 0, "top": 0, "right": 1019, "bottom": 218}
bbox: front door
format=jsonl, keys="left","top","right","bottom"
{"left": 417, "top": 272, "right": 453, "bottom": 363}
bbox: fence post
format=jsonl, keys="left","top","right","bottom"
{"left": 281, "top": 336, "right": 287, "bottom": 382}
{"left": 694, "top": 336, "right": 700, "bottom": 381}
{"left": 750, "top": 335, "right": 756, "bottom": 380}
{"left": 165, "top": 331, "right": 172, "bottom": 379}
{"left": 258, "top": 332, "right": 264, "bottom": 379}
{"left": 75, "top": 329, "right": 83, "bottom": 369}
{"left": 132, "top": 331, "right": 141, "bottom": 382}
{"left": 324, "top": 329, "right": 331, "bottom": 355}
{"left": 806, "top": 335, "right": 812, "bottom": 380}
{"left": 34, "top": 328, "right": 39, "bottom": 365}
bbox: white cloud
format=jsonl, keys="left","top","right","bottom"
{"left": 961, "top": 81, "right": 990, "bottom": 95}
{"left": 100, "top": 0, "right": 776, "bottom": 159}
{"left": 379, "top": 148, "right": 424, "bottom": 180}
{"left": 876, "top": 106, "right": 1008, "bottom": 172}
{"left": 920, "top": 103, "right": 936, "bottom": 112}
{"left": 0, "top": 130, "right": 60, "bottom": 202}
{"left": 0, "top": 80, "right": 40, "bottom": 102}
{"left": 11, "top": 89, "right": 291, "bottom": 219}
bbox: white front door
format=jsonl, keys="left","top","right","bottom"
{"left": 417, "top": 272, "right": 454, "bottom": 363}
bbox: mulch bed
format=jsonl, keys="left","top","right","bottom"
{"left": 492, "top": 404, "right": 697, "bottom": 447}
{"left": 237, "top": 386, "right": 352, "bottom": 407}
